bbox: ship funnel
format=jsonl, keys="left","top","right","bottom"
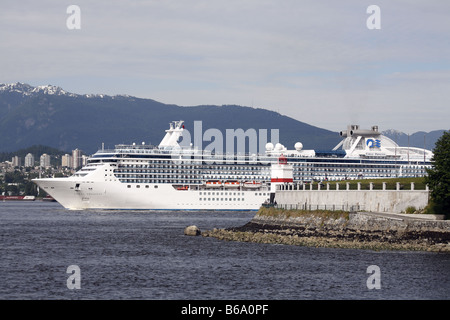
{"left": 158, "top": 120, "right": 185, "bottom": 148}
{"left": 350, "top": 128, "right": 381, "bottom": 137}
{"left": 340, "top": 125, "right": 360, "bottom": 138}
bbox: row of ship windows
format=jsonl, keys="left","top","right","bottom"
{"left": 116, "top": 162, "right": 408, "bottom": 169}
{"left": 303, "top": 169, "right": 425, "bottom": 174}
{"left": 116, "top": 171, "right": 423, "bottom": 180}
{"left": 123, "top": 180, "right": 203, "bottom": 184}
{"left": 118, "top": 164, "right": 267, "bottom": 170}
{"left": 116, "top": 175, "right": 268, "bottom": 180}
{"left": 115, "top": 170, "right": 270, "bottom": 175}
{"left": 123, "top": 184, "right": 269, "bottom": 198}
{"left": 142, "top": 159, "right": 267, "bottom": 164}
{"left": 200, "top": 198, "right": 244, "bottom": 201}
{"left": 112, "top": 166, "right": 424, "bottom": 175}
{"left": 120, "top": 176, "right": 366, "bottom": 184}
{"left": 118, "top": 172, "right": 407, "bottom": 183}
{"left": 114, "top": 167, "right": 409, "bottom": 174}
{"left": 116, "top": 165, "right": 405, "bottom": 171}
{"left": 295, "top": 168, "right": 401, "bottom": 173}
{"left": 102, "top": 159, "right": 429, "bottom": 168}
{"left": 199, "top": 192, "right": 268, "bottom": 196}
{"left": 127, "top": 185, "right": 153, "bottom": 188}
{"left": 117, "top": 172, "right": 403, "bottom": 179}
{"left": 118, "top": 173, "right": 409, "bottom": 180}
{"left": 299, "top": 164, "right": 428, "bottom": 169}
{"left": 114, "top": 170, "right": 269, "bottom": 177}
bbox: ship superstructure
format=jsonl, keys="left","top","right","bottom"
{"left": 33, "top": 121, "right": 433, "bottom": 210}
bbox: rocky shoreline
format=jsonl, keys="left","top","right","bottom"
{"left": 201, "top": 208, "right": 450, "bottom": 252}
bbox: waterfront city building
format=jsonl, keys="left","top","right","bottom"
{"left": 12, "top": 156, "right": 21, "bottom": 167}
{"left": 72, "top": 149, "right": 84, "bottom": 169}
{"left": 25, "top": 153, "right": 35, "bottom": 167}
{"left": 62, "top": 154, "right": 73, "bottom": 168}
{"left": 40, "top": 153, "right": 51, "bottom": 168}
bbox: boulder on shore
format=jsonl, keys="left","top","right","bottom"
{"left": 184, "top": 225, "right": 201, "bottom": 236}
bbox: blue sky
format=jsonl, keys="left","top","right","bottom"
{"left": 1, "top": 0, "right": 449, "bottom": 133}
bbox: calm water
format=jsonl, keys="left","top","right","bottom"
{"left": 0, "top": 201, "right": 448, "bottom": 300}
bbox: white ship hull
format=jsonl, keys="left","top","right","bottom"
{"left": 34, "top": 164, "right": 269, "bottom": 210}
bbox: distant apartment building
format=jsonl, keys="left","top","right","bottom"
{"left": 72, "top": 148, "right": 84, "bottom": 169}
{"left": 40, "top": 153, "right": 51, "bottom": 168}
{"left": 12, "top": 156, "right": 21, "bottom": 167}
{"left": 24, "top": 153, "right": 35, "bottom": 167}
{"left": 81, "top": 154, "right": 88, "bottom": 167}
{"left": 61, "top": 154, "right": 73, "bottom": 168}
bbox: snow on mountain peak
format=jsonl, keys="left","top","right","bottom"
{"left": 32, "top": 85, "right": 67, "bottom": 95}
{"left": 0, "top": 82, "right": 134, "bottom": 100}
{"left": 0, "top": 82, "right": 34, "bottom": 94}
{"left": 1, "top": 82, "right": 83, "bottom": 98}
{"left": 0, "top": 82, "right": 68, "bottom": 96}
{"left": 382, "top": 128, "right": 406, "bottom": 136}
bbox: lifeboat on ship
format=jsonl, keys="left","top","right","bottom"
{"left": 242, "top": 181, "right": 262, "bottom": 189}
{"left": 176, "top": 186, "right": 189, "bottom": 191}
{"left": 205, "top": 180, "right": 222, "bottom": 188}
{"left": 224, "top": 180, "right": 240, "bottom": 189}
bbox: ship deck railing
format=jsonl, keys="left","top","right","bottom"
{"left": 276, "top": 180, "right": 429, "bottom": 191}
{"left": 93, "top": 146, "right": 281, "bottom": 161}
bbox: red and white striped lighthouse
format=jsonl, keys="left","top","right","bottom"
{"left": 270, "top": 155, "right": 293, "bottom": 193}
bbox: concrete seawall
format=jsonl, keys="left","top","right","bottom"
{"left": 202, "top": 208, "right": 450, "bottom": 252}
{"left": 251, "top": 211, "right": 449, "bottom": 236}
{"left": 274, "top": 183, "right": 429, "bottom": 213}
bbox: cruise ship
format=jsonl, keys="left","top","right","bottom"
{"left": 33, "top": 121, "right": 433, "bottom": 210}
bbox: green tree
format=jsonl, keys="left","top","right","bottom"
{"left": 425, "top": 130, "right": 450, "bottom": 217}
{"left": 24, "top": 181, "right": 38, "bottom": 196}
{"left": 5, "top": 171, "right": 24, "bottom": 184}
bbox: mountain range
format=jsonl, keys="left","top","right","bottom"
{"left": 380, "top": 129, "right": 445, "bottom": 152}
{"left": 0, "top": 82, "right": 445, "bottom": 154}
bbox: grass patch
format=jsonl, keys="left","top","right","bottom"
{"left": 405, "top": 206, "right": 417, "bottom": 214}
